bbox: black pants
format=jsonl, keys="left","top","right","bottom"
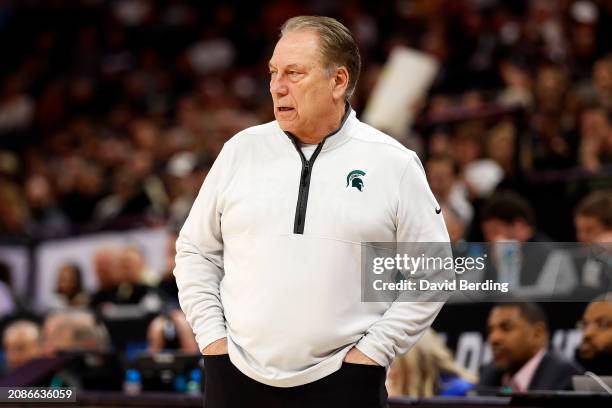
{"left": 203, "top": 354, "right": 388, "bottom": 408}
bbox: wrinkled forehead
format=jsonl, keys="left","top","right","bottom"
{"left": 270, "top": 29, "right": 324, "bottom": 69}
{"left": 585, "top": 301, "right": 612, "bottom": 319}
{"left": 489, "top": 305, "right": 523, "bottom": 324}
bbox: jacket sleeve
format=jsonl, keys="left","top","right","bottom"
{"left": 173, "top": 143, "right": 233, "bottom": 352}
{"left": 355, "top": 152, "right": 450, "bottom": 366}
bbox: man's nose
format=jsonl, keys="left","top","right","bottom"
{"left": 270, "top": 75, "right": 288, "bottom": 96}
{"left": 489, "top": 330, "right": 502, "bottom": 345}
{"left": 582, "top": 324, "right": 596, "bottom": 339}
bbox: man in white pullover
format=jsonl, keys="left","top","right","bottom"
{"left": 174, "top": 16, "right": 450, "bottom": 407}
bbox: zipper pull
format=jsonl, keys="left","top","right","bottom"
{"left": 301, "top": 164, "right": 309, "bottom": 182}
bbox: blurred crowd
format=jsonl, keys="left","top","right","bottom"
{"left": 385, "top": 298, "right": 612, "bottom": 397}
{"left": 0, "top": 232, "right": 201, "bottom": 389}
{"left": 0, "top": 0, "right": 611, "bottom": 398}
{"left": 0, "top": 0, "right": 611, "bottom": 241}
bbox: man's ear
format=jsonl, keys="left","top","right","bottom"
{"left": 331, "top": 66, "right": 349, "bottom": 100}
{"left": 532, "top": 322, "right": 547, "bottom": 346}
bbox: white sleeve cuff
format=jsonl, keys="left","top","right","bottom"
{"left": 196, "top": 330, "right": 227, "bottom": 353}
{"left": 354, "top": 336, "right": 391, "bottom": 367}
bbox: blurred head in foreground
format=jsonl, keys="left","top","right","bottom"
{"left": 386, "top": 329, "right": 477, "bottom": 397}
{"left": 577, "top": 292, "right": 612, "bottom": 375}
{"left": 2, "top": 320, "right": 42, "bottom": 371}
{"left": 42, "top": 310, "right": 109, "bottom": 356}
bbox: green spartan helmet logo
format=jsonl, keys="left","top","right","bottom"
{"left": 346, "top": 170, "right": 366, "bottom": 191}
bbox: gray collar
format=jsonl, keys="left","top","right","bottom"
{"left": 281, "top": 101, "right": 355, "bottom": 152}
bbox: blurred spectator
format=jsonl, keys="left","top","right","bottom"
{"left": 90, "top": 246, "right": 163, "bottom": 314}
{"left": 158, "top": 232, "right": 179, "bottom": 304}
{"left": 129, "top": 149, "right": 168, "bottom": 217}
{"left": 0, "top": 182, "right": 29, "bottom": 237}
{"left": 578, "top": 55, "right": 612, "bottom": 110}
{"left": 593, "top": 56, "right": 612, "bottom": 109}
{"left": 486, "top": 121, "right": 517, "bottom": 178}
{"left": 24, "top": 174, "right": 69, "bottom": 238}
{"left": 186, "top": 30, "right": 236, "bottom": 75}
{"left": 498, "top": 59, "right": 533, "bottom": 109}
{"left": 0, "top": 261, "right": 16, "bottom": 317}
{"left": 480, "top": 191, "right": 541, "bottom": 242}
{"left": 59, "top": 161, "right": 105, "bottom": 227}
{"left": 2, "top": 320, "right": 42, "bottom": 372}
{"left": 118, "top": 246, "right": 159, "bottom": 287}
{"left": 440, "top": 204, "right": 466, "bottom": 243}
{"left": 165, "top": 151, "right": 210, "bottom": 228}
{"left": 386, "top": 329, "right": 477, "bottom": 397}
{"left": 89, "top": 246, "right": 120, "bottom": 309}
{"left": 576, "top": 292, "right": 612, "bottom": 375}
{"left": 529, "top": 110, "right": 574, "bottom": 171}
{"left": 578, "top": 104, "right": 612, "bottom": 172}
{"left": 92, "top": 168, "right": 155, "bottom": 228}
{"left": 574, "top": 189, "right": 612, "bottom": 242}
{"left": 0, "top": 74, "right": 34, "bottom": 135}
{"left": 480, "top": 191, "right": 577, "bottom": 294}
{"left": 147, "top": 309, "right": 198, "bottom": 353}
{"left": 426, "top": 155, "right": 473, "bottom": 225}
{"left": 42, "top": 310, "right": 108, "bottom": 356}
{"left": 480, "top": 303, "right": 582, "bottom": 391}
{"left": 529, "top": 64, "right": 575, "bottom": 170}
{"left": 41, "top": 310, "right": 119, "bottom": 390}
{"left": 48, "top": 263, "right": 89, "bottom": 309}
{"left": 452, "top": 122, "right": 503, "bottom": 200}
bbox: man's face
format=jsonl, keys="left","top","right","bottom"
{"left": 481, "top": 219, "right": 516, "bottom": 242}
{"left": 119, "top": 248, "right": 144, "bottom": 283}
{"left": 581, "top": 108, "right": 609, "bottom": 140}
{"left": 94, "top": 250, "right": 118, "bottom": 288}
{"left": 426, "top": 160, "right": 454, "bottom": 198}
{"left": 487, "top": 306, "right": 544, "bottom": 372}
{"left": 3, "top": 328, "right": 41, "bottom": 371}
{"left": 575, "top": 215, "right": 607, "bottom": 243}
{"left": 579, "top": 301, "right": 612, "bottom": 360}
{"left": 57, "top": 265, "right": 78, "bottom": 297}
{"left": 269, "top": 30, "right": 336, "bottom": 137}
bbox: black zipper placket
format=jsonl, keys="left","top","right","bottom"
{"left": 290, "top": 139, "right": 325, "bottom": 234}
{"left": 286, "top": 102, "right": 351, "bottom": 234}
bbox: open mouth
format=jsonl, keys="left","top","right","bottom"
{"left": 277, "top": 107, "right": 294, "bottom": 112}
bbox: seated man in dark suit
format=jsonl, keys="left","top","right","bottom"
{"left": 479, "top": 302, "right": 583, "bottom": 392}
{"left": 576, "top": 293, "right": 612, "bottom": 375}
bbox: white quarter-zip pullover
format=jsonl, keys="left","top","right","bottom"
{"left": 174, "top": 107, "right": 450, "bottom": 387}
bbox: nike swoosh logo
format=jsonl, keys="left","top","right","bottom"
{"left": 435, "top": 207, "right": 441, "bottom": 214}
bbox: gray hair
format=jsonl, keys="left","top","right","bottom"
{"left": 280, "top": 16, "right": 361, "bottom": 99}
{"left": 3, "top": 320, "right": 41, "bottom": 343}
